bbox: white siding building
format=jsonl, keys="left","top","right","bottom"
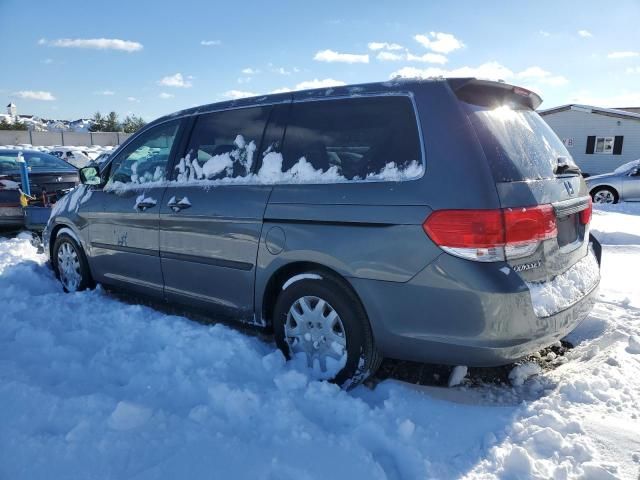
{"left": 539, "top": 104, "right": 640, "bottom": 175}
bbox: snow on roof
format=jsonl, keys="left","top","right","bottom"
{"left": 539, "top": 103, "right": 640, "bottom": 121}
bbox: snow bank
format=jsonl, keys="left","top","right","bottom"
{"left": 1, "top": 202, "right": 639, "bottom": 478}
{"left": 508, "top": 362, "right": 542, "bottom": 386}
{"left": 526, "top": 249, "right": 600, "bottom": 317}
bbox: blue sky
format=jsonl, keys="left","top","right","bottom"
{"left": 1, "top": 0, "right": 639, "bottom": 121}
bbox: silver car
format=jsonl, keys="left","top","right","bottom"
{"left": 586, "top": 159, "right": 640, "bottom": 204}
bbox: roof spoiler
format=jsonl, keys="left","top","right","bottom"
{"left": 447, "top": 78, "right": 543, "bottom": 110}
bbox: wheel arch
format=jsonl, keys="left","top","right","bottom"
{"left": 49, "top": 222, "right": 84, "bottom": 261}
{"left": 260, "top": 261, "right": 369, "bottom": 331}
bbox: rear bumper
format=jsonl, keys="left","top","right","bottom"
{"left": 0, "top": 206, "right": 24, "bottom": 227}
{"left": 349, "top": 235, "right": 601, "bottom": 367}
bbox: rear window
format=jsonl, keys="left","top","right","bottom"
{"left": 463, "top": 103, "right": 572, "bottom": 182}
{"left": 281, "top": 96, "right": 423, "bottom": 181}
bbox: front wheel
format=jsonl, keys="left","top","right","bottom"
{"left": 273, "top": 272, "right": 381, "bottom": 388}
{"left": 53, "top": 233, "right": 94, "bottom": 292}
{"left": 591, "top": 186, "right": 618, "bottom": 204}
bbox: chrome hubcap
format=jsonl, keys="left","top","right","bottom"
{"left": 285, "top": 296, "right": 347, "bottom": 377}
{"left": 593, "top": 190, "right": 614, "bottom": 204}
{"left": 57, "top": 242, "right": 81, "bottom": 292}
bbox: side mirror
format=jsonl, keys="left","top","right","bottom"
{"left": 79, "top": 166, "right": 102, "bottom": 186}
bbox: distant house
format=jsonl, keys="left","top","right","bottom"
{"left": 539, "top": 104, "right": 640, "bottom": 175}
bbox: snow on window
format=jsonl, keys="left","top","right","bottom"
{"left": 105, "top": 135, "right": 423, "bottom": 193}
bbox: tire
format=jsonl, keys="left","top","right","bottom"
{"left": 591, "top": 186, "right": 618, "bottom": 204}
{"left": 52, "top": 232, "right": 94, "bottom": 292}
{"left": 273, "top": 271, "right": 382, "bottom": 388}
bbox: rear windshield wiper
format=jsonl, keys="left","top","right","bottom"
{"left": 554, "top": 156, "right": 581, "bottom": 176}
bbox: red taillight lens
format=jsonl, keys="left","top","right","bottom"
{"left": 504, "top": 205, "right": 557, "bottom": 244}
{"left": 580, "top": 198, "right": 592, "bottom": 225}
{"left": 423, "top": 209, "right": 504, "bottom": 248}
{"left": 423, "top": 205, "right": 558, "bottom": 261}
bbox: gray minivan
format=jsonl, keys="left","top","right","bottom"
{"left": 44, "top": 78, "right": 601, "bottom": 387}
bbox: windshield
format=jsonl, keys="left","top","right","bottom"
{"left": 0, "top": 151, "right": 75, "bottom": 173}
{"left": 613, "top": 159, "right": 640, "bottom": 174}
{"left": 463, "top": 103, "right": 573, "bottom": 182}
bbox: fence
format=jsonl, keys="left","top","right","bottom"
{"left": 0, "top": 130, "right": 132, "bottom": 147}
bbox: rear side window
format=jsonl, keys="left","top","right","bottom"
{"left": 177, "top": 106, "right": 271, "bottom": 181}
{"left": 280, "top": 96, "right": 423, "bottom": 182}
{"left": 463, "top": 103, "right": 572, "bottom": 182}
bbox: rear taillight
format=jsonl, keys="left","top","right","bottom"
{"left": 423, "top": 205, "right": 557, "bottom": 262}
{"left": 580, "top": 198, "right": 592, "bottom": 225}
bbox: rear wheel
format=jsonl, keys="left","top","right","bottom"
{"left": 53, "top": 233, "right": 94, "bottom": 292}
{"left": 273, "top": 272, "right": 381, "bottom": 388}
{"left": 591, "top": 186, "right": 618, "bottom": 204}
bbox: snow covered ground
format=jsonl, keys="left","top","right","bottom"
{"left": 0, "top": 204, "right": 639, "bottom": 479}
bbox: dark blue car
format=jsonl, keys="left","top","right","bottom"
{"left": 0, "top": 149, "right": 79, "bottom": 228}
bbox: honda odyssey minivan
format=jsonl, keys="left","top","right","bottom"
{"left": 44, "top": 78, "right": 601, "bottom": 387}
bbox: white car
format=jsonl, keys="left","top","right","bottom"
{"left": 48, "top": 147, "right": 93, "bottom": 168}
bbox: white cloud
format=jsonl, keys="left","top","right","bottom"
{"left": 241, "top": 67, "right": 260, "bottom": 75}
{"left": 270, "top": 78, "right": 346, "bottom": 94}
{"left": 568, "top": 90, "right": 640, "bottom": 107}
{"left": 41, "top": 38, "right": 143, "bottom": 52}
{"left": 158, "top": 73, "right": 193, "bottom": 88}
{"left": 127, "top": 96, "right": 139, "bottom": 102}
{"left": 272, "top": 66, "right": 300, "bottom": 75}
{"left": 159, "top": 92, "right": 174, "bottom": 99}
{"left": 95, "top": 90, "right": 115, "bottom": 96}
{"left": 516, "top": 66, "right": 568, "bottom": 85}
{"left": 406, "top": 52, "right": 448, "bottom": 64}
{"left": 377, "top": 51, "right": 404, "bottom": 61}
{"left": 414, "top": 32, "right": 464, "bottom": 54}
{"left": 539, "top": 30, "right": 551, "bottom": 37}
{"left": 516, "top": 66, "right": 551, "bottom": 79}
{"left": 295, "top": 78, "right": 346, "bottom": 90}
{"left": 313, "top": 49, "right": 369, "bottom": 64}
{"left": 223, "top": 90, "right": 258, "bottom": 99}
{"left": 270, "top": 87, "right": 292, "bottom": 94}
{"left": 392, "top": 61, "right": 512, "bottom": 81}
{"left": 578, "top": 30, "right": 593, "bottom": 38}
{"left": 201, "top": 40, "right": 221, "bottom": 46}
{"left": 391, "top": 62, "right": 568, "bottom": 87}
{"left": 14, "top": 90, "right": 56, "bottom": 101}
{"left": 608, "top": 51, "right": 639, "bottom": 59}
{"left": 368, "top": 42, "right": 403, "bottom": 51}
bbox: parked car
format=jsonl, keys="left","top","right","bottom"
{"left": 43, "top": 79, "right": 601, "bottom": 387}
{"left": 0, "top": 149, "right": 79, "bottom": 228}
{"left": 585, "top": 159, "right": 640, "bottom": 204}
{"left": 48, "top": 147, "right": 93, "bottom": 168}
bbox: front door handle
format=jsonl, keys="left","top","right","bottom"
{"left": 167, "top": 196, "right": 191, "bottom": 212}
